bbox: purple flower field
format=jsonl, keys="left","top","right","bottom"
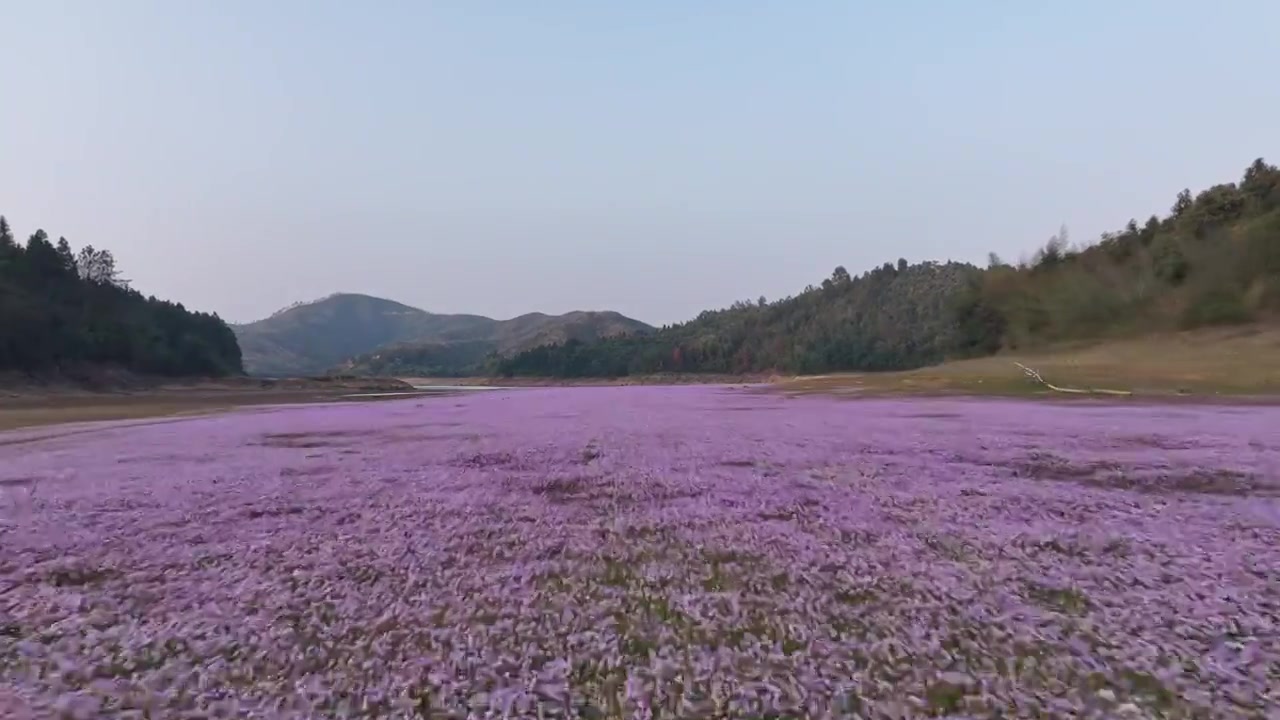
{"left": 1, "top": 386, "right": 1278, "bottom": 718}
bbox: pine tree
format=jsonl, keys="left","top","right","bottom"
{"left": 0, "top": 216, "right": 14, "bottom": 248}
{"left": 0, "top": 216, "right": 16, "bottom": 270}
{"left": 56, "top": 237, "right": 76, "bottom": 271}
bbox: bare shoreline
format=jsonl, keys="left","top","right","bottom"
{"left": 0, "top": 376, "right": 420, "bottom": 432}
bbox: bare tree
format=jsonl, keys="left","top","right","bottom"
{"left": 75, "top": 245, "right": 129, "bottom": 287}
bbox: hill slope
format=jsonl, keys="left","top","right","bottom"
{"left": 0, "top": 216, "right": 242, "bottom": 379}
{"left": 497, "top": 261, "right": 981, "bottom": 377}
{"left": 233, "top": 294, "right": 652, "bottom": 376}
{"left": 232, "top": 294, "right": 494, "bottom": 377}
{"left": 953, "top": 157, "right": 1280, "bottom": 354}
{"left": 779, "top": 325, "right": 1280, "bottom": 397}
{"left": 338, "top": 310, "right": 653, "bottom": 377}
{"left": 499, "top": 157, "right": 1280, "bottom": 378}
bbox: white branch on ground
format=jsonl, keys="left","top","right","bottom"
{"left": 1015, "top": 362, "right": 1133, "bottom": 396}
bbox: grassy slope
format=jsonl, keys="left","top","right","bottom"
{"left": 777, "top": 324, "right": 1280, "bottom": 397}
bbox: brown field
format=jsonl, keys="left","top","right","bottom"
{"left": 398, "top": 373, "right": 777, "bottom": 387}
{"left": 0, "top": 376, "right": 418, "bottom": 432}
{"left": 778, "top": 325, "right": 1280, "bottom": 398}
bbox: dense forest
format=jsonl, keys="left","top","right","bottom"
{"left": 499, "top": 158, "right": 1280, "bottom": 378}
{"left": 339, "top": 340, "right": 496, "bottom": 378}
{"left": 0, "top": 216, "right": 243, "bottom": 377}
{"left": 498, "top": 261, "right": 981, "bottom": 377}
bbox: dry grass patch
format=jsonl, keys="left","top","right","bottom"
{"left": 255, "top": 429, "right": 383, "bottom": 449}
{"left": 1008, "top": 452, "right": 1271, "bottom": 496}
{"left": 777, "top": 325, "right": 1280, "bottom": 398}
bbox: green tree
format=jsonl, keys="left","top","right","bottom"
{"left": 1241, "top": 158, "right": 1278, "bottom": 208}
{"left": 0, "top": 216, "right": 17, "bottom": 273}
{"left": 55, "top": 237, "right": 76, "bottom": 271}
{"left": 0, "top": 216, "right": 13, "bottom": 248}
{"left": 0, "top": 214, "right": 243, "bottom": 377}
{"left": 1172, "top": 189, "right": 1193, "bottom": 217}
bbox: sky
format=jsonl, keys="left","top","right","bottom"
{"left": 3, "top": 1, "right": 1278, "bottom": 327}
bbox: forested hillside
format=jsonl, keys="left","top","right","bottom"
{"left": 336, "top": 310, "right": 655, "bottom": 377}
{"left": 0, "top": 216, "right": 243, "bottom": 377}
{"left": 233, "top": 294, "right": 497, "bottom": 377}
{"left": 955, "top": 157, "right": 1280, "bottom": 352}
{"left": 497, "top": 261, "right": 981, "bottom": 377}
{"left": 338, "top": 340, "right": 495, "bottom": 378}
{"left": 500, "top": 158, "right": 1280, "bottom": 378}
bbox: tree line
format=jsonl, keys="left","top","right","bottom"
{"left": 339, "top": 340, "right": 496, "bottom": 378}
{"left": 954, "top": 157, "right": 1280, "bottom": 352}
{"left": 0, "top": 216, "right": 243, "bottom": 377}
{"left": 498, "top": 158, "right": 1280, "bottom": 378}
{"left": 496, "top": 260, "right": 982, "bottom": 377}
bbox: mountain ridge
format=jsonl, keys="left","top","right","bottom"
{"left": 232, "top": 293, "right": 652, "bottom": 377}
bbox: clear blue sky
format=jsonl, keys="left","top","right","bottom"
{"left": 3, "top": 1, "right": 1277, "bottom": 326}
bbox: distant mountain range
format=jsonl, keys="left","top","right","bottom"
{"left": 231, "top": 293, "right": 652, "bottom": 377}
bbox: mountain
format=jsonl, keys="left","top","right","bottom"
{"left": 339, "top": 310, "right": 654, "bottom": 377}
{"left": 0, "top": 216, "right": 242, "bottom": 378}
{"left": 232, "top": 294, "right": 492, "bottom": 376}
{"left": 232, "top": 293, "right": 652, "bottom": 376}
{"left": 499, "top": 157, "right": 1280, "bottom": 378}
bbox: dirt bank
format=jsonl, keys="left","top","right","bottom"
{"left": 0, "top": 376, "right": 418, "bottom": 432}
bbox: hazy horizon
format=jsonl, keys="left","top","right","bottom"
{"left": 4, "top": 1, "right": 1278, "bottom": 327}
